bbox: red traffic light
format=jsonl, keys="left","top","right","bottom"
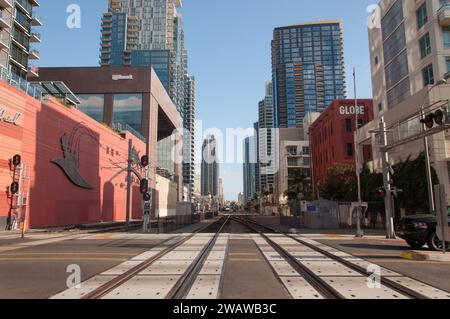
{"left": 434, "top": 110, "right": 445, "bottom": 125}
{"left": 140, "top": 179, "right": 149, "bottom": 194}
{"left": 141, "top": 155, "right": 149, "bottom": 167}
{"left": 420, "top": 114, "right": 435, "bottom": 129}
{"left": 10, "top": 182, "right": 19, "bottom": 194}
{"left": 12, "top": 154, "right": 21, "bottom": 167}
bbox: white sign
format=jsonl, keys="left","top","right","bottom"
{"left": 112, "top": 74, "right": 134, "bottom": 81}
{"left": 339, "top": 105, "right": 365, "bottom": 116}
{"left": 0, "top": 107, "right": 22, "bottom": 126}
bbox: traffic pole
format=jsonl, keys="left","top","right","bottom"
{"left": 125, "top": 139, "right": 133, "bottom": 226}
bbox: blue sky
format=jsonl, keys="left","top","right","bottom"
{"left": 37, "top": 0, "right": 376, "bottom": 201}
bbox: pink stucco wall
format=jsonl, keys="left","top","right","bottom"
{"left": 0, "top": 81, "right": 146, "bottom": 229}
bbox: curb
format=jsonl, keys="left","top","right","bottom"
{"left": 401, "top": 251, "right": 450, "bottom": 262}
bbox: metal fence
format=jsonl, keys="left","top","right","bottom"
{"left": 0, "top": 66, "right": 43, "bottom": 100}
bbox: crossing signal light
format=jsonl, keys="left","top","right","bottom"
{"left": 140, "top": 179, "right": 149, "bottom": 194}
{"left": 143, "top": 192, "right": 151, "bottom": 202}
{"left": 141, "top": 155, "right": 149, "bottom": 167}
{"left": 10, "top": 182, "right": 19, "bottom": 195}
{"left": 12, "top": 155, "right": 21, "bottom": 167}
{"left": 420, "top": 109, "right": 448, "bottom": 129}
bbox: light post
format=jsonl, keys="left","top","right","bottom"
{"left": 353, "top": 68, "right": 364, "bottom": 237}
{"left": 420, "top": 72, "right": 450, "bottom": 213}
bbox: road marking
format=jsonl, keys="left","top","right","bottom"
{"left": 0, "top": 257, "right": 128, "bottom": 261}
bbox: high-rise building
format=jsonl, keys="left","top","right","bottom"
{"left": 253, "top": 122, "right": 260, "bottom": 194}
{"left": 0, "top": 0, "right": 42, "bottom": 80}
{"left": 183, "top": 75, "right": 196, "bottom": 200}
{"left": 258, "top": 81, "right": 275, "bottom": 193}
{"left": 201, "top": 135, "right": 219, "bottom": 196}
{"left": 100, "top": 0, "right": 186, "bottom": 112}
{"left": 243, "top": 136, "right": 257, "bottom": 202}
{"left": 272, "top": 20, "right": 346, "bottom": 128}
{"left": 100, "top": 0, "right": 196, "bottom": 201}
{"left": 359, "top": 0, "right": 450, "bottom": 205}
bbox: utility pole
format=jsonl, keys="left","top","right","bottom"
{"left": 379, "top": 118, "right": 396, "bottom": 239}
{"left": 125, "top": 139, "right": 133, "bottom": 226}
{"left": 353, "top": 68, "right": 364, "bottom": 237}
{"left": 420, "top": 106, "right": 436, "bottom": 213}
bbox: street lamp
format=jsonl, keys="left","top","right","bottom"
{"left": 420, "top": 72, "right": 450, "bottom": 213}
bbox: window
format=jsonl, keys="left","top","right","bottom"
{"left": 77, "top": 94, "right": 105, "bottom": 123}
{"left": 422, "top": 64, "right": 435, "bottom": 86}
{"left": 378, "top": 103, "right": 384, "bottom": 112}
{"left": 419, "top": 33, "right": 431, "bottom": 59}
{"left": 443, "top": 27, "right": 450, "bottom": 48}
{"left": 417, "top": 3, "right": 428, "bottom": 29}
{"left": 346, "top": 143, "right": 354, "bottom": 157}
{"left": 112, "top": 93, "right": 143, "bottom": 133}
{"left": 345, "top": 119, "right": 352, "bottom": 132}
{"left": 446, "top": 57, "right": 450, "bottom": 72}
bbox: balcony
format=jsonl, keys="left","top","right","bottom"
{"left": 0, "top": 11, "right": 11, "bottom": 28}
{"left": 30, "top": 32, "right": 41, "bottom": 42}
{"left": 0, "top": 35, "right": 9, "bottom": 49}
{"left": 27, "top": 65, "right": 38, "bottom": 77}
{"left": 438, "top": 5, "right": 450, "bottom": 26}
{"left": 29, "top": 48, "right": 39, "bottom": 59}
{"left": 0, "top": 0, "right": 13, "bottom": 9}
{"left": 31, "top": 15, "right": 42, "bottom": 26}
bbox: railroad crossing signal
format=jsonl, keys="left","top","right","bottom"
{"left": 140, "top": 155, "right": 149, "bottom": 167}
{"left": 12, "top": 154, "right": 21, "bottom": 167}
{"left": 140, "top": 179, "right": 149, "bottom": 194}
{"left": 10, "top": 182, "right": 19, "bottom": 195}
{"left": 420, "top": 109, "right": 448, "bottom": 129}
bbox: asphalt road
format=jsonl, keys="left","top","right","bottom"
{"left": 0, "top": 236, "right": 168, "bottom": 299}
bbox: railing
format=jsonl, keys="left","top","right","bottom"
{"left": 0, "top": 65, "right": 43, "bottom": 100}
{"left": 110, "top": 122, "right": 146, "bottom": 143}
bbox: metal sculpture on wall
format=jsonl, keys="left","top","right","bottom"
{"left": 51, "top": 123, "right": 99, "bottom": 189}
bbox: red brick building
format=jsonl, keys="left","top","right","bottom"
{"left": 310, "top": 99, "right": 374, "bottom": 188}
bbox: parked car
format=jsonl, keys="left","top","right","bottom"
{"left": 396, "top": 214, "right": 450, "bottom": 251}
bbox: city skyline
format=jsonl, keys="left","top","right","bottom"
{"left": 36, "top": 0, "right": 375, "bottom": 201}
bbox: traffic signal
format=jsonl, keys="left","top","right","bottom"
{"left": 12, "top": 154, "right": 21, "bottom": 167}
{"left": 140, "top": 179, "right": 149, "bottom": 194}
{"left": 141, "top": 155, "right": 149, "bottom": 167}
{"left": 420, "top": 109, "right": 448, "bottom": 129}
{"left": 143, "top": 192, "right": 151, "bottom": 202}
{"left": 10, "top": 182, "right": 19, "bottom": 195}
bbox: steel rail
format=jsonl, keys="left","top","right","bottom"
{"left": 231, "top": 216, "right": 344, "bottom": 299}
{"left": 166, "top": 215, "right": 231, "bottom": 299}
{"left": 239, "top": 216, "right": 429, "bottom": 300}
{"left": 82, "top": 217, "right": 228, "bottom": 299}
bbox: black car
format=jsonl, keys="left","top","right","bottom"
{"left": 396, "top": 214, "right": 450, "bottom": 251}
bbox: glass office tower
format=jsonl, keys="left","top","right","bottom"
{"left": 272, "top": 20, "right": 346, "bottom": 128}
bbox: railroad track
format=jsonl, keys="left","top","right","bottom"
{"left": 231, "top": 216, "right": 450, "bottom": 300}
{"left": 75, "top": 216, "right": 231, "bottom": 299}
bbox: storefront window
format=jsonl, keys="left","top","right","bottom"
{"left": 112, "top": 93, "right": 143, "bottom": 133}
{"left": 77, "top": 94, "right": 105, "bottom": 123}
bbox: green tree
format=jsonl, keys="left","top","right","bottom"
{"left": 284, "top": 169, "right": 312, "bottom": 201}
{"left": 320, "top": 164, "right": 356, "bottom": 202}
{"left": 392, "top": 153, "right": 439, "bottom": 214}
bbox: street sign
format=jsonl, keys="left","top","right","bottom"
{"left": 307, "top": 205, "right": 317, "bottom": 213}
{"left": 434, "top": 185, "right": 450, "bottom": 248}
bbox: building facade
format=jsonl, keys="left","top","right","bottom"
{"left": 310, "top": 99, "right": 374, "bottom": 187}
{"left": 258, "top": 81, "right": 276, "bottom": 193}
{"left": 275, "top": 128, "right": 311, "bottom": 205}
{"left": 201, "top": 135, "right": 219, "bottom": 197}
{"left": 272, "top": 20, "right": 346, "bottom": 128}
{"left": 0, "top": 76, "right": 148, "bottom": 230}
{"left": 32, "top": 66, "right": 184, "bottom": 217}
{"left": 359, "top": 0, "right": 450, "bottom": 206}
{"left": 243, "top": 136, "right": 257, "bottom": 202}
{"left": 100, "top": 0, "right": 195, "bottom": 200}
{"left": 0, "top": 0, "right": 42, "bottom": 80}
